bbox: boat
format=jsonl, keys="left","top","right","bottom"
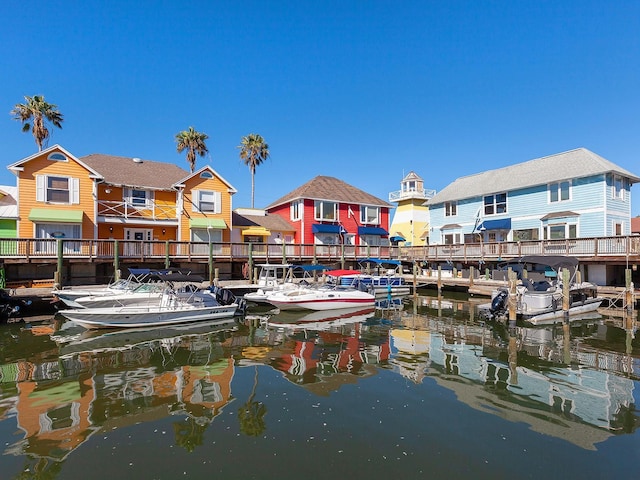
{"left": 326, "top": 258, "right": 411, "bottom": 297}
{"left": 53, "top": 268, "right": 166, "bottom": 307}
{"left": 59, "top": 274, "right": 247, "bottom": 329}
{"left": 483, "top": 255, "right": 604, "bottom": 325}
{"left": 264, "top": 284, "right": 376, "bottom": 311}
{"left": 244, "top": 264, "right": 329, "bottom": 305}
{"left": 225, "top": 263, "right": 294, "bottom": 298}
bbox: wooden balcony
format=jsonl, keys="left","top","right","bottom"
{"left": 97, "top": 200, "right": 178, "bottom": 221}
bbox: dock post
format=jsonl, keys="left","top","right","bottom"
{"left": 625, "top": 269, "right": 634, "bottom": 315}
{"left": 341, "top": 244, "right": 345, "bottom": 270}
{"left": 56, "top": 239, "right": 64, "bottom": 288}
{"left": 165, "top": 240, "right": 170, "bottom": 269}
{"left": 113, "top": 240, "right": 120, "bottom": 281}
{"left": 508, "top": 269, "right": 517, "bottom": 328}
{"left": 248, "top": 243, "right": 254, "bottom": 283}
{"left": 437, "top": 266, "right": 442, "bottom": 296}
{"left": 469, "top": 266, "right": 474, "bottom": 288}
{"left": 562, "top": 268, "right": 570, "bottom": 322}
{"left": 413, "top": 261, "right": 418, "bottom": 302}
{"left": 214, "top": 267, "right": 219, "bottom": 286}
{"left": 209, "top": 241, "right": 214, "bottom": 286}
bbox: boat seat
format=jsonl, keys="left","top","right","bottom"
{"left": 532, "top": 280, "right": 552, "bottom": 291}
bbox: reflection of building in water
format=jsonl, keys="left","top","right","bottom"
{"left": 265, "top": 321, "right": 391, "bottom": 395}
{"left": 389, "top": 328, "right": 431, "bottom": 383}
{"left": 1, "top": 331, "right": 237, "bottom": 462}
{"left": 393, "top": 317, "right": 638, "bottom": 450}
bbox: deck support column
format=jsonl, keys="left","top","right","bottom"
{"left": 165, "top": 240, "right": 170, "bottom": 269}
{"left": 55, "top": 239, "right": 64, "bottom": 288}
{"left": 508, "top": 268, "right": 517, "bottom": 328}
{"left": 437, "top": 266, "right": 442, "bottom": 295}
{"left": 248, "top": 243, "right": 254, "bottom": 283}
{"left": 113, "top": 240, "right": 120, "bottom": 282}
{"left": 209, "top": 241, "right": 214, "bottom": 286}
{"left": 562, "top": 268, "right": 570, "bottom": 322}
{"left": 625, "top": 269, "right": 634, "bottom": 314}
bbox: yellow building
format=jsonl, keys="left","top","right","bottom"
{"left": 388, "top": 171, "right": 434, "bottom": 246}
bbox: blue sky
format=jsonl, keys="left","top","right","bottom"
{"left": 2, "top": 1, "right": 639, "bottom": 214}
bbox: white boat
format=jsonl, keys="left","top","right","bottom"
{"left": 53, "top": 268, "right": 165, "bottom": 306}
{"left": 327, "top": 258, "right": 411, "bottom": 297}
{"left": 484, "top": 255, "right": 604, "bottom": 325}
{"left": 244, "top": 264, "right": 329, "bottom": 305}
{"left": 227, "top": 263, "right": 294, "bottom": 299}
{"left": 59, "top": 274, "right": 247, "bottom": 329}
{"left": 264, "top": 284, "right": 376, "bottom": 311}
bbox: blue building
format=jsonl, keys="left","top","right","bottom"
{"left": 427, "top": 148, "right": 639, "bottom": 245}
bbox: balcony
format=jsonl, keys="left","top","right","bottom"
{"left": 388, "top": 187, "right": 436, "bottom": 203}
{"left": 97, "top": 200, "right": 178, "bottom": 222}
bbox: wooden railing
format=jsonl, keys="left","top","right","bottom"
{"left": 1, "top": 236, "right": 640, "bottom": 264}
{"left": 97, "top": 200, "right": 178, "bottom": 220}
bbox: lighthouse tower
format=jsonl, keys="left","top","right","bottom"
{"left": 388, "top": 172, "right": 435, "bottom": 246}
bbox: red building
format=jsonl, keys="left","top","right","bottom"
{"left": 265, "top": 176, "right": 392, "bottom": 246}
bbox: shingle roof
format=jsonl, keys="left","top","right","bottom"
{"left": 81, "top": 154, "right": 190, "bottom": 190}
{"left": 232, "top": 212, "right": 295, "bottom": 231}
{"left": 428, "top": 148, "right": 640, "bottom": 205}
{"left": 266, "top": 176, "right": 392, "bottom": 209}
{"left": 0, "top": 185, "right": 18, "bottom": 219}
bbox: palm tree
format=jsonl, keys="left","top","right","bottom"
{"left": 175, "top": 126, "right": 209, "bottom": 172}
{"left": 238, "top": 133, "right": 270, "bottom": 208}
{"left": 11, "top": 95, "right": 63, "bottom": 151}
{"left": 238, "top": 366, "right": 267, "bottom": 436}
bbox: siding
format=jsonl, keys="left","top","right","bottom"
{"left": 180, "top": 173, "right": 232, "bottom": 242}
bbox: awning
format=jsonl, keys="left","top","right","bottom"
{"left": 189, "top": 218, "right": 227, "bottom": 229}
{"left": 357, "top": 226, "right": 389, "bottom": 235}
{"left": 243, "top": 227, "right": 271, "bottom": 236}
{"left": 390, "top": 235, "right": 406, "bottom": 242}
{"left": 540, "top": 211, "right": 578, "bottom": 220}
{"left": 475, "top": 218, "right": 511, "bottom": 231}
{"left": 312, "top": 224, "right": 344, "bottom": 234}
{"left": 29, "top": 208, "right": 83, "bottom": 223}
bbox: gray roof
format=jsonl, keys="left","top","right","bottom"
{"left": 266, "top": 175, "right": 392, "bottom": 209}
{"left": 428, "top": 148, "right": 640, "bottom": 205}
{"left": 81, "top": 154, "right": 190, "bottom": 190}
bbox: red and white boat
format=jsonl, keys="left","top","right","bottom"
{"left": 264, "top": 284, "right": 376, "bottom": 311}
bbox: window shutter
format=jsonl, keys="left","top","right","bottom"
{"left": 215, "top": 192, "right": 222, "bottom": 214}
{"left": 36, "top": 175, "right": 45, "bottom": 201}
{"left": 71, "top": 178, "right": 80, "bottom": 204}
{"left": 192, "top": 190, "right": 199, "bottom": 212}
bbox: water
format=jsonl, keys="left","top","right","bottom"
{"left": 0, "top": 294, "right": 638, "bottom": 479}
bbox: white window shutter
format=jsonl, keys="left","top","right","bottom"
{"left": 192, "top": 190, "right": 199, "bottom": 212}
{"left": 71, "top": 178, "right": 80, "bottom": 204}
{"left": 215, "top": 192, "right": 222, "bottom": 214}
{"left": 36, "top": 175, "right": 45, "bottom": 201}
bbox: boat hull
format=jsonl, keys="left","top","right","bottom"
{"left": 266, "top": 287, "right": 376, "bottom": 311}
{"left": 61, "top": 304, "right": 239, "bottom": 329}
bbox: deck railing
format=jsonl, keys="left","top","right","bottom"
{"left": 1, "top": 236, "right": 640, "bottom": 263}
{"left": 97, "top": 200, "right": 178, "bottom": 221}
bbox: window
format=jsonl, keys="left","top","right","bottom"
{"left": 613, "top": 175, "right": 625, "bottom": 200}
{"left": 544, "top": 224, "right": 577, "bottom": 240}
{"left": 403, "top": 180, "right": 416, "bottom": 192}
{"left": 444, "top": 201, "right": 457, "bottom": 217}
{"left": 47, "top": 152, "right": 68, "bottom": 162}
{"left": 513, "top": 229, "right": 539, "bottom": 241}
{"left": 199, "top": 171, "right": 213, "bottom": 179}
{"left": 314, "top": 201, "right": 337, "bottom": 221}
{"left": 360, "top": 234, "right": 388, "bottom": 246}
{"left": 290, "top": 200, "right": 302, "bottom": 221}
{"left": 444, "top": 233, "right": 461, "bottom": 244}
{"left": 125, "top": 188, "right": 150, "bottom": 208}
{"left": 198, "top": 191, "right": 216, "bottom": 212}
{"left": 614, "top": 222, "right": 623, "bottom": 236}
{"left": 36, "top": 175, "right": 79, "bottom": 204}
{"left": 360, "top": 205, "right": 379, "bottom": 224}
{"left": 549, "top": 181, "right": 571, "bottom": 202}
{"left": 484, "top": 193, "right": 507, "bottom": 215}
{"left": 192, "top": 190, "right": 221, "bottom": 213}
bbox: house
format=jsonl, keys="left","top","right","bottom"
{"left": 0, "top": 185, "right": 18, "bottom": 238}
{"left": 427, "top": 148, "right": 640, "bottom": 245}
{"left": 265, "top": 176, "right": 392, "bottom": 246}
{"left": 388, "top": 171, "right": 435, "bottom": 246}
{"left": 7, "top": 145, "right": 237, "bottom": 245}
{"left": 231, "top": 208, "right": 296, "bottom": 244}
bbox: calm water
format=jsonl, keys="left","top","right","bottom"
{"left": 0, "top": 294, "right": 638, "bottom": 479}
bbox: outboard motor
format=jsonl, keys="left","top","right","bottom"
{"left": 489, "top": 289, "right": 509, "bottom": 317}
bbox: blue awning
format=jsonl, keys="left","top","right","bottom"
{"left": 390, "top": 235, "right": 406, "bottom": 242}
{"left": 358, "top": 226, "right": 389, "bottom": 236}
{"left": 476, "top": 218, "right": 511, "bottom": 231}
{"left": 312, "top": 224, "right": 345, "bottom": 234}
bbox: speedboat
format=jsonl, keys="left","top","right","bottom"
{"left": 264, "top": 284, "right": 376, "bottom": 311}
{"left": 484, "top": 255, "right": 603, "bottom": 325}
{"left": 53, "top": 268, "right": 164, "bottom": 306}
{"left": 244, "top": 264, "right": 329, "bottom": 305}
{"left": 326, "top": 258, "right": 411, "bottom": 297}
{"left": 59, "top": 274, "right": 247, "bottom": 329}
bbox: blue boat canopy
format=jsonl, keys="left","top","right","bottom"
{"left": 293, "top": 264, "right": 329, "bottom": 272}
{"left": 475, "top": 218, "right": 511, "bottom": 231}
{"left": 358, "top": 258, "right": 401, "bottom": 266}
{"left": 312, "top": 224, "right": 345, "bottom": 234}
{"left": 357, "top": 226, "right": 389, "bottom": 236}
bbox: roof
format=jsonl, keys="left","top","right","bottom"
{"left": 428, "top": 148, "right": 640, "bottom": 205}
{"left": 81, "top": 153, "right": 190, "bottom": 190}
{"left": 632, "top": 217, "right": 640, "bottom": 234}
{"left": 402, "top": 171, "right": 423, "bottom": 182}
{"left": 232, "top": 211, "right": 295, "bottom": 232}
{"left": 0, "top": 185, "right": 18, "bottom": 219}
{"left": 266, "top": 175, "right": 392, "bottom": 209}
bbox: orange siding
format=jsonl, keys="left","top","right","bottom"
{"left": 180, "top": 172, "right": 233, "bottom": 242}
{"left": 17, "top": 149, "right": 96, "bottom": 239}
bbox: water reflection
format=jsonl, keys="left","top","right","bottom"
{"left": 0, "top": 295, "right": 638, "bottom": 476}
